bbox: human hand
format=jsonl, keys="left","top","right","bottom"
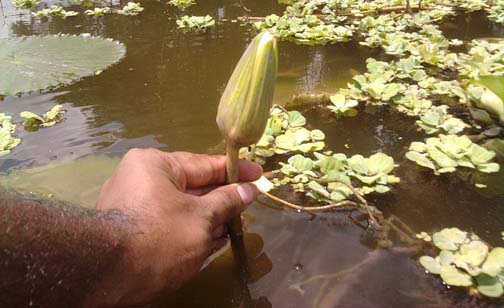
{"left": 94, "top": 148, "right": 261, "bottom": 306}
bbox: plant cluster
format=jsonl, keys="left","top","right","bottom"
{"left": 32, "top": 6, "right": 79, "bottom": 18}
{"left": 12, "top": 0, "right": 39, "bottom": 9}
{"left": 118, "top": 2, "right": 144, "bottom": 16}
{"left": 168, "top": 0, "right": 196, "bottom": 11}
{"left": 176, "top": 15, "right": 215, "bottom": 32}
{"left": 0, "top": 114, "right": 21, "bottom": 158}
{"left": 240, "top": 106, "right": 399, "bottom": 201}
{"left": 419, "top": 228, "right": 504, "bottom": 298}
{"left": 405, "top": 135, "right": 500, "bottom": 174}
{"left": 20, "top": 105, "right": 65, "bottom": 130}
{"left": 84, "top": 7, "right": 111, "bottom": 16}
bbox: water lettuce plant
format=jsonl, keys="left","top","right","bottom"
{"left": 12, "top": 0, "right": 39, "bottom": 9}
{"left": 20, "top": 105, "right": 64, "bottom": 130}
{"left": 0, "top": 35, "right": 126, "bottom": 96}
{"left": 0, "top": 114, "right": 20, "bottom": 157}
{"left": 168, "top": 0, "right": 196, "bottom": 10}
{"left": 84, "top": 7, "right": 111, "bottom": 16}
{"left": 239, "top": 106, "right": 325, "bottom": 165}
{"left": 176, "top": 15, "right": 215, "bottom": 32}
{"left": 118, "top": 2, "right": 143, "bottom": 16}
{"left": 419, "top": 228, "right": 504, "bottom": 298}
{"left": 405, "top": 135, "right": 500, "bottom": 174}
{"left": 32, "top": 6, "right": 78, "bottom": 18}
{"left": 415, "top": 105, "right": 468, "bottom": 135}
{"left": 328, "top": 94, "right": 358, "bottom": 117}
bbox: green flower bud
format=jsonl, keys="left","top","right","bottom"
{"left": 216, "top": 31, "right": 278, "bottom": 148}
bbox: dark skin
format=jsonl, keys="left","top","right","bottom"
{"left": 0, "top": 148, "right": 262, "bottom": 307}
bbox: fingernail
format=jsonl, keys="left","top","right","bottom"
{"left": 237, "top": 183, "right": 256, "bottom": 204}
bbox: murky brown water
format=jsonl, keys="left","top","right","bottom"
{"left": 1, "top": 1, "right": 504, "bottom": 307}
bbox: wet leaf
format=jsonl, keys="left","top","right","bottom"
{"left": 420, "top": 256, "right": 441, "bottom": 274}
{"left": 440, "top": 265, "right": 473, "bottom": 287}
{"left": 476, "top": 274, "right": 504, "bottom": 297}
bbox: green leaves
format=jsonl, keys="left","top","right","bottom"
{"left": 420, "top": 228, "right": 504, "bottom": 298}
{"left": 416, "top": 105, "right": 468, "bottom": 135}
{"left": 168, "top": 0, "right": 196, "bottom": 10}
{"left": 0, "top": 114, "right": 20, "bottom": 157}
{"left": 177, "top": 15, "right": 215, "bottom": 32}
{"left": 117, "top": 2, "right": 143, "bottom": 16}
{"left": 328, "top": 94, "right": 358, "bottom": 117}
{"left": 405, "top": 135, "right": 500, "bottom": 176}
{"left": 0, "top": 35, "right": 126, "bottom": 96}
{"left": 20, "top": 105, "right": 65, "bottom": 130}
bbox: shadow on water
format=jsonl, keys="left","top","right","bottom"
{"left": 1, "top": 1, "right": 504, "bottom": 307}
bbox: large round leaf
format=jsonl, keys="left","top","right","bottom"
{"left": 0, "top": 35, "right": 126, "bottom": 96}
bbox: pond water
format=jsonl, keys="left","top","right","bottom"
{"left": 1, "top": 1, "right": 504, "bottom": 307}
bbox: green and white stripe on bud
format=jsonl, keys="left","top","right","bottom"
{"left": 216, "top": 31, "right": 278, "bottom": 148}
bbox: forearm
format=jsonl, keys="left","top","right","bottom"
{"left": 0, "top": 191, "right": 133, "bottom": 308}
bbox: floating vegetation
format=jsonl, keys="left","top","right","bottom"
{"left": 405, "top": 135, "right": 500, "bottom": 174}
{"left": 168, "top": 0, "right": 196, "bottom": 11}
{"left": 0, "top": 114, "right": 20, "bottom": 157}
{"left": 415, "top": 105, "right": 468, "bottom": 135}
{"left": 84, "top": 7, "right": 111, "bottom": 16}
{"left": 239, "top": 106, "right": 325, "bottom": 165}
{"left": 32, "top": 5, "right": 79, "bottom": 18}
{"left": 20, "top": 105, "right": 65, "bottom": 130}
{"left": 176, "top": 15, "right": 215, "bottom": 32}
{"left": 328, "top": 93, "right": 358, "bottom": 118}
{"left": 71, "top": 0, "right": 106, "bottom": 8}
{"left": 419, "top": 228, "right": 504, "bottom": 298}
{"left": 11, "top": 0, "right": 39, "bottom": 9}
{"left": 0, "top": 35, "right": 126, "bottom": 96}
{"left": 117, "top": 2, "right": 144, "bottom": 16}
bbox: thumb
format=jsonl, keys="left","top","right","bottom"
{"left": 199, "top": 183, "right": 258, "bottom": 227}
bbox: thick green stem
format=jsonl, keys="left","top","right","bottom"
{"left": 225, "top": 143, "right": 243, "bottom": 242}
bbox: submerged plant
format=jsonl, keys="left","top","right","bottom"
{"left": 419, "top": 228, "right": 504, "bottom": 298}
{"left": 168, "top": 0, "right": 196, "bottom": 10}
{"left": 406, "top": 135, "right": 500, "bottom": 174}
{"left": 32, "top": 6, "right": 79, "bottom": 18}
{"left": 118, "top": 2, "right": 144, "bottom": 16}
{"left": 216, "top": 31, "right": 278, "bottom": 241}
{"left": 176, "top": 15, "right": 215, "bottom": 32}
{"left": 0, "top": 35, "right": 126, "bottom": 96}
{"left": 20, "top": 105, "right": 65, "bottom": 130}
{"left": 0, "top": 114, "right": 20, "bottom": 157}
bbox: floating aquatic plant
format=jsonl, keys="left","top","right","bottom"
{"left": 0, "top": 114, "right": 20, "bottom": 157}
{"left": 327, "top": 94, "right": 359, "bottom": 118}
{"left": 84, "top": 7, "right": 111, "bottom": 16}
{"left": 168, "top": 0, "right": 196, "bottom": 10}
{"left": 415, "top": 105, "right": 468, "bottom": 135}
{"left": 405, "top": 135, "right": 500, "bottom": 174}
{"left": 118, "top": 2, "right": 143, "bottom": 16}
{"left": 419, "top": 227, "right": 504, "bottom": 298}
{"left": 239, "top": 106, "right": 325, "bottom": 165}
{"left": 32, "top": 5, "right": 79, "bottom": 18}
{"left": 0, "top": 35, "right": 126, "bottom": 96}
{"left": 11, "top": 0, "right": 39, "bottom": 9}
{"left": 176, "top": 15, "right": 215, "bottom": 32}
{"left": 20, "top": 105, "right": 65, "bottom": 130}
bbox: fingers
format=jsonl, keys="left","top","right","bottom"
{"left": 198, "top": 183, "right": 258, "bottom": 227}
{"left": 168, "top": 152, "right": 263, "bottom": 189}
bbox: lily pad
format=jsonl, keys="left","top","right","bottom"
{"left": 0, "top": 35, "right": 126, "bottom": 96}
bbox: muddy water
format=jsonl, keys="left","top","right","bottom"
{"left": 1, "top": 1, "right": 503, "bottom": 307}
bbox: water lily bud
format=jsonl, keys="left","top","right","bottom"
{"left": 216, "top": 31, "right": 278, "bottom": 148}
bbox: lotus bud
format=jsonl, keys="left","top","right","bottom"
{"left": 216, "top": 31, "right": 278, "bottom": 148}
